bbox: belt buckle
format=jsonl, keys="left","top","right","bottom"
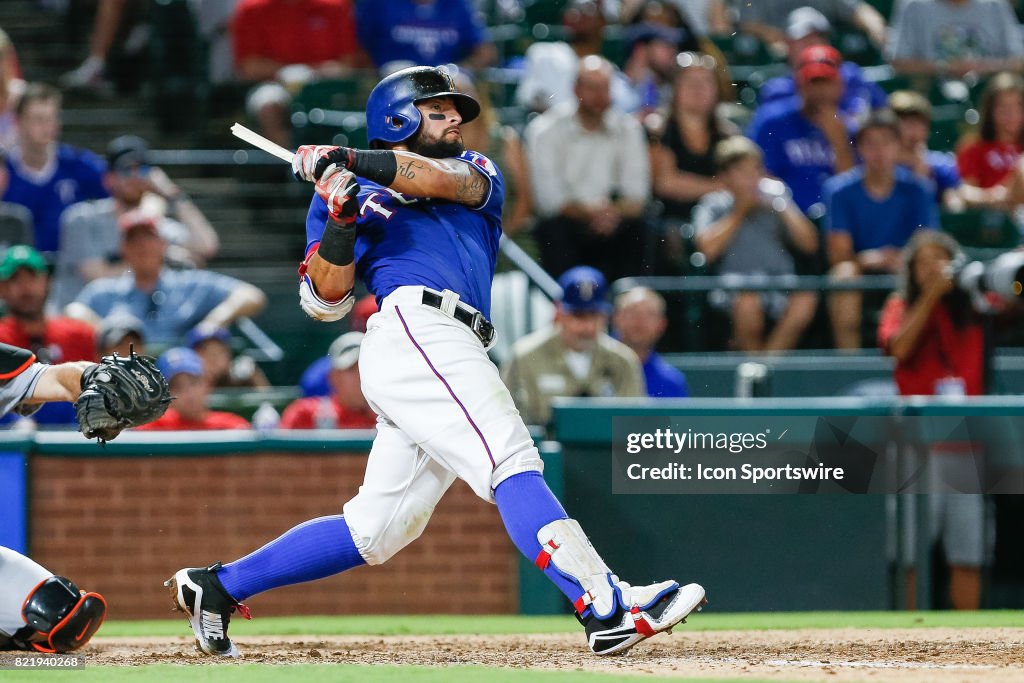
{"left": 470, "top": 311, "right": 495, "bottom": 346}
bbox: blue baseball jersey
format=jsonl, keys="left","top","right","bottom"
{"left": 823, "top": 166, "right": 938, "bottom": 253}
{"left": 305, "top": 150, "right": 504, "bottom": 318}
{"left": 748, "top": 97, "right": 856, "bottom": 214}
{"left": 2, "top": 144, "right": 108, "bottom": 252}
{"left": 355, "top": 0, "right": 486, "bottom": 68}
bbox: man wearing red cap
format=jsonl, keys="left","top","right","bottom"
{"left": 748, "top": 44, "right": 855, "bottom": 217}
{"left": 758, "top": 7, "right": 887, "bottom": 117}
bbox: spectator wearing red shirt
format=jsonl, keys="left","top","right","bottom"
{"left": 877, "top": 232, "right": 985, "bottom": 396}
{"left": 0, "top": 244, "right": 97, "bottom": 425}
{"left": 232, "top": 0, "right": 363, "bottom": 148}
{"left": 956, "top": 73, "right": 1024, "bottom": 196}
{"left": 877, "top": 231, "right": 988, "bottom": 611}
{"left": 138, "top": 347, "right": 251, "bottom": 431}
{"left": 280, "top": 331, "right": 377, "bottom": 429}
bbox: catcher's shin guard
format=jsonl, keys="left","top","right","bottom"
{"left": 165, "top": 563, "right": 251, "bottom": 657}
{"left": 16, "top": 576, "right": 107, "bottom": 653}
{"left": 535, "top": 519, "right": 707, "bottom": 655}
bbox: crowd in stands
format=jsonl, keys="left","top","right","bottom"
{"left": 0, "top": 0, "right": 1022, "bottom": 440}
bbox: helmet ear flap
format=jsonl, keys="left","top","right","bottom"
{"left": 385, "top": 113, "right": 410, "bottom": 132}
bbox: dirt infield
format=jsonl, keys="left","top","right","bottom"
{"left": 87, "top": 628, "right": 1024, "bottom": 681}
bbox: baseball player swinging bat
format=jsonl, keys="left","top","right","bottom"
{"left": 170, "top": 68, "right": 706, "bottom": 659}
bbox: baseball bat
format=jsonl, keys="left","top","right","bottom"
{"left": 230, "top": 122, "right": 294, "bottom": 163}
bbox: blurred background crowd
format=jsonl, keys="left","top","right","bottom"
{"left": 0, "top": 0, "right": 1023, "bottom": 436}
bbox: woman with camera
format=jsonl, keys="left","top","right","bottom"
{"left": 877, "top": 231, "right": 990, "bottom": 610}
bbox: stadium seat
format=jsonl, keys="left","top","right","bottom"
{"left": 941, "top": 210, "right": 1022, "bottom": 250}
{"left": 928, "top": 104, "right": 968, "bottom": 151}
{"left": 834, "top": 29, "right": 883, "bottom": 66}
{"left": 292, "top": 78, "right": 370, "bottom": 113}
{"left": 710, "top": 33, "right": 776, "bottom": 67}
{"left": 0, "top": 203, "right": 34, "bottom": 251}
{"left": 291, "top": 79, "right": 374, "bottom": 148}
{"left": 523, "top": 0, "right": 569, "bottom": 25}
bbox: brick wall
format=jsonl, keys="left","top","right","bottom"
{"left": 29, "top": 452, "right": 518, "bottom": 620}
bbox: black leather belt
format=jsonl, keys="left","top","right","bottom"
{"left": 421, "top": 290, "right": 495, "bottom": 346}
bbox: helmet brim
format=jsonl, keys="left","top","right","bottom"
{"left": 415, "top": 91, "right": 481, "bottom": 126}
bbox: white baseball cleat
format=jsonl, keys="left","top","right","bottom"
{"left": 578, "top": 581, "right": 706, "bottom": 656}
{"left": 165, "top": 563, "right": 251, "bottom": 657}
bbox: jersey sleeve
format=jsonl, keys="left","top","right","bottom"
{"left": 76, "top": 149, "right": 110, "bottom": 200}
{"left": 0, "top": 342, "right": 36, "bottom": 379}
{"left": 757, "top": 77, "right": 793, "bottom": 106}
{"left": 305, "top": 192, "right": 331, "bottom": 255}
{"left": 456, "top": 150, "right": 504, "bottom": 219}
{"left": 0, "top": 361, "right": 47, "bottom": 417}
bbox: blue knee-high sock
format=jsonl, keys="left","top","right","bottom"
{"left": 217, "top": 515, "right": 366, "bottom": 602}
{"left": 494, "top": 471, "right": 582, "bottom": 604}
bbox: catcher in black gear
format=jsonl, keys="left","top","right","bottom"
{"left": 0, "top": 341, "right": 169, "bottom": 654}
{"left": 0, "top": 341, "right": 170, "bottom": 441}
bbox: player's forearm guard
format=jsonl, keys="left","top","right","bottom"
{"left": 317, "top": 217, "right": 357, "bottom": 267}
{"left": 348, "top": 150, "right": 398, "bottom": 186}
{"left": 317, "top": 148, "right": 398, "bottom": 187}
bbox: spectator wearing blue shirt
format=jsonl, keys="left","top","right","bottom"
{"left": 1, "top": 83, "right": 108, "bottom": 254}
{"left": 748, "top": 45, "right": 856, "bottom": 218}
{"left": 824, "top": 109, "right": 938, "bottom": 349}
{"left": 355, "top": 0, "right": 496, "bottom": 72}
{"left": 612, "top": 287, "right": 688, "bottom": 398}
{"left": 65, "top": 210, "right": 266, "bottom": 346}
{"left": 758, "top": 8, "right": 887, "bottom": 118}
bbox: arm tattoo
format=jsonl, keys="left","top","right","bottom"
{"left": 397, "top": 160, "right": 422, "bottom": 180}
{"left": 454, "top": 168, "right": 488, "bottom": 206}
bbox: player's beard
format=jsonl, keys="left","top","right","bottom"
{"left": 409, "top": 129, "right": 465, "bottom": 158}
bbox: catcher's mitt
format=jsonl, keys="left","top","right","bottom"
{"left": 75, "top": 347, "right": 171, "bottom": 442}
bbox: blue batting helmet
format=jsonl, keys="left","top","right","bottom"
{"left": 365, "top": 66, "right": 481, "bottom": 146}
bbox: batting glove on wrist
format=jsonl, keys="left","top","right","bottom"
{"left": 293, "top": 144, "right": 340, "bottom": 182}
{"left": 315, "top": 167, "right": 360, "bottom": 223}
